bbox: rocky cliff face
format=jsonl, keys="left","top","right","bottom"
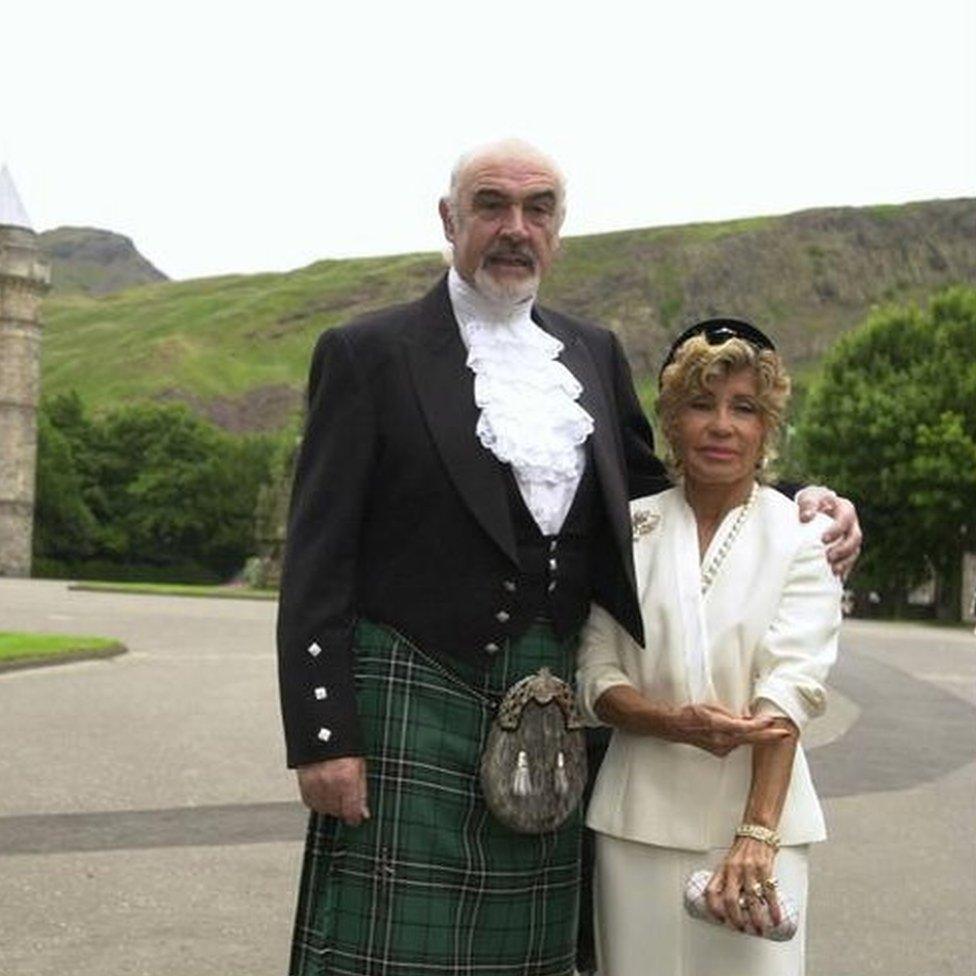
{"left": 543, "top": 198, "right": 976, "bottom": 374}
{"left": 38, "top": 227, "right": 167, "bottom": 296}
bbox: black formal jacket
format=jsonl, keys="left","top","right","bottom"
{"left": 276, "top": 276, "right": 668, "bottom": 768}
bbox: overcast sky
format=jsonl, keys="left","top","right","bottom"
{"left": 2, "top": 0, "right": 974, "bottom": 281}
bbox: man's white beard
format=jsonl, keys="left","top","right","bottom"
{"left": 473, "top": 265, "right": 539, "bottom": 305}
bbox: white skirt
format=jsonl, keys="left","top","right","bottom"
{"left": 594, "top": 833, "right": 809, "bottom": 976}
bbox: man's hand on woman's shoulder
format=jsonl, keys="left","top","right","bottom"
{"left": 794, "top": 486, "right": 862, "bottom": 579}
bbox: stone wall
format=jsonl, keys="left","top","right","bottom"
{"left": 963, "top": 553, "right": 976, "bottom": 623}
{"left": 0, "top": 226, "right": 49, "bottom": 577}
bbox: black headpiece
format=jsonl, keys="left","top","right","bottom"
{"left": 659, "top": 317, "right": 776, "bottom": 383}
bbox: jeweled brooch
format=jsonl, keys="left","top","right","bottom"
{"left": 631, "top": 510, "right": 660, "bottom": 541}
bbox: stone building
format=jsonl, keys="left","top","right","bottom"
{"left": 0, "top": 165, "right": 50, "bottom": 576}
{"left": 963, "top": 552, "right": 976, "bottom": 624}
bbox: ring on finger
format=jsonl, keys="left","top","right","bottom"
{"left": 762, "top": 877, "right": 779, "bottom": 891}
{"left": 749, "top": 881, "right": 764, "bottom": 899}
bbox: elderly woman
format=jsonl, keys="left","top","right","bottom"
{"left": 577, "top": 319, "right": 841, "bottom": 976}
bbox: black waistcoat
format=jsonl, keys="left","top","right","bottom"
{"left": 498, "top": 449, "right": 598, "bottom": 644}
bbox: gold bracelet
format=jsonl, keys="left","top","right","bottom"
{"left": 735, "top": 823, "right": 780, "bottom": 850}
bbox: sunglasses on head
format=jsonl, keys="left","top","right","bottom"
{"left": 659, "top": 318, "right": 776, "bottom": 380}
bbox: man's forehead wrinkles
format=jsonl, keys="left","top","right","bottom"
{"left": 462, "top": 156, "right": 557, "bottom": 184}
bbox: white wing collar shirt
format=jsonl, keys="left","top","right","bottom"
{"left": 447, "top": 267, "right": 594, "bottom": 535}
{"left": 577, "top": 485, "right": 842, "bottom": 851}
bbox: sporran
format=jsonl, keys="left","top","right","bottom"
{"left": 480, "top": 667, "right": 587, "bottom": 834}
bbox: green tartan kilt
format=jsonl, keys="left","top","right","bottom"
{"left": 289, "top": 619, "right": 582, "bottom": 976}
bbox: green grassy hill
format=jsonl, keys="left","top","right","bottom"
{"left": 41, "top": 198, "right": 976, "bottom": 431}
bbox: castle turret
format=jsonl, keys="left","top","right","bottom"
{"left": 0, "top": 165, "right": 51, "bottom": 577}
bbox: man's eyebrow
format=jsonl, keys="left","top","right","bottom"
{"left": 472, "top": 188, "right": 509, "bottom": 203}
{"left": 470, "top": 188, "right": 557, "bottom": 205}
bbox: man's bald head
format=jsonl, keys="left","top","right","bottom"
{"left": 445, "top": 139, "right": 567, "bottom": 230}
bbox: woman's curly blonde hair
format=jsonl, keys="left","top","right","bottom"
{"left": 656, "top": 335, "right": 791, "bottom": 481}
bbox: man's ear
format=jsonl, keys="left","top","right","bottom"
{"left": 438, "top": 198, "right": 455, "bottom": 244}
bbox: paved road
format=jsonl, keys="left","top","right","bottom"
{"left": 1, "top": 579, "right": 973, "bottom": 975}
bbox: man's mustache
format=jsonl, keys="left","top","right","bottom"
{"left": 483, "top": 246, "right": 537, "bottom": 267}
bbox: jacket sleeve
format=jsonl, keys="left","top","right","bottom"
{"left": 608, "top": 332, "right": 671, "bottom": 499}
{"left": 276, "top": 328, "right": 377, "bottom": 767}
{"left": 751, "top": 517, "right": 843, "bottom": 732}
{"left": 576, "top": 603, "right": 639, "bottom": 726}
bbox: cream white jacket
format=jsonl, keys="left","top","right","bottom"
{"left": 577, "top": 486, "right": 842, "bottom": 851}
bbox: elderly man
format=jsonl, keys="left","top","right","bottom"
{"left": 277, "top": 140, "right": 860, "bottom": 976}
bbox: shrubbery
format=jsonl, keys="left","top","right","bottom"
{"left": 33, "top": 394, "right": 278, "bottom": 583}
{"left": 790, "top": 286, "right": 976, "bottom": 620}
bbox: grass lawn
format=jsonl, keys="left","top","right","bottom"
{"left": 68, "top": 581, "right": 277, "bottom": 600}
{"left": 0, "top": 632, "right": 123, "bottom": 666}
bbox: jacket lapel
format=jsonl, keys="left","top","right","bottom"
{"left": 534, "top": 306, "right": 638, "bottom": 596}
{"left": 405, "top": 277, "right": 519, "bottom": 565}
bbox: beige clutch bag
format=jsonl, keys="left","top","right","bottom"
{"left": 683, "top": 870, "right": 798, "bottom": 941}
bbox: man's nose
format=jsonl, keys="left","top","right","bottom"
{"left": 500, "top": 204, "right": 529, "bottom": 238}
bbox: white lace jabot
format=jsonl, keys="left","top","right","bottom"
{"left": 447, "top": 268, "right": 594, "bottom": 535}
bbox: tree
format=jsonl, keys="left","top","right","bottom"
{"left": 791, "top": 287, "right": 976, "bottom": 620}
{"left": 34, "top": 397, "right": 277, "bottom": 580}
{"left": 87, "top": 402, "right": 276, "bottom": 576}
{"left": 33, "top": 403, "right": 99, "bottom": 560}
